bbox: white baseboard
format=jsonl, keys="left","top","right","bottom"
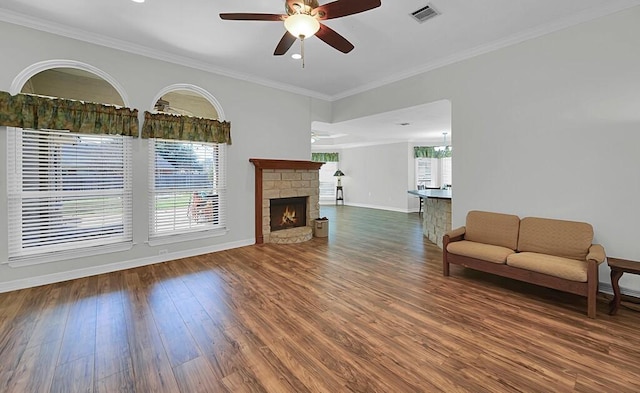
{"left": 0, "top": 238, "right": 255, "bottom": 293}
{"left": 335, "top": 202, "right": 412, "bottom": 213}
{"left": 599, "top": 282, "right": 640, "bottom": 298}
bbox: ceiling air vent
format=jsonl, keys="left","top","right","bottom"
{"left": 410, "top": 4, "right": 440, "bottom": 23}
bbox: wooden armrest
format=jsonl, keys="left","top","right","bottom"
{"left": 444, "top": 226, "right": 466, "bottom": 242}
{"left": 587, "top": 244, "right": 606, "bottom": 264}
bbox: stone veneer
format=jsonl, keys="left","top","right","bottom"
{"left": 261, "top": 168, "right": 319, "bottom": 244}
{"left": 422, "top": 198, "right": 452, "bottom": 249}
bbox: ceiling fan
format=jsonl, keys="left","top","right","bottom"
{"left": 220, "top": 0, "right": 381, "bottom": 62}
{"left": 154, "top": 98, "right": 194, "bottom": 116}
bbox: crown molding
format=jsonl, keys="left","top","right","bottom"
{"left": 330, "top": 0, "right": 640, "bottom": 101}
{"left": 0, "top": 8, "right": 333, "bottom": 102}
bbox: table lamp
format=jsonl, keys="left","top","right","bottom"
{"left": 333, "top": 170, "right": 345, "bottom": 186}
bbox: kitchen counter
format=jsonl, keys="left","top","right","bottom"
{"left": 408, "top": 189, "right": 452, "bottom": 248}
{"left": 408, "top": 189, "right": 452, "bottom": 200}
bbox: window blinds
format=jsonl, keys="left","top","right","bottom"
{"left": 416, "top": 158, "right": 433, "bottom": 188}
{"left": 7, "top": 129, "right": 133, "bottom": 259}
{"left": 149, "top": 139, "right": 226, "bottom": 239}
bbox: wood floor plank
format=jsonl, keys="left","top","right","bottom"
{"left": 2, "top": 206, "right": 640, "bottom": 391}
{"left": 220, "top": 368, "right": 268, "bottom": 393}
{"left": 25, "top": 285, "right": 70, "bottom": 349}
{"left": 95, "top": 273, "right": 133, "bottom": 382}
{"left": 4, "top": 339, "right": 60, "bottom": 393}
{"left": 145, "top": 273, "right": 201, "bottom": 368}
{"left": 173, "top": 293, "right": 242, "bottom": 380}
{"left": 0, "top": 285, "right": 56, "bottom": 388}
{"left": 95, "top": 369, "right": 136, "bottom": 393}
{"left": 173, "top": 356, "right": 227, "bottom": 393}
{"left": 122, "top": 270, "right": 181, "bottom": 393}
{"left": 57, "top": 276, "right": 98, "bottom": 366}
{"left": 50, "top": 354, "right": 94, "bottom": 393}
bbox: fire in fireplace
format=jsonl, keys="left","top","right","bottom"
{"left": 270, "top": 196, "right": 307, "bottom": 232}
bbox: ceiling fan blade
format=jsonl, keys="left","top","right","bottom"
{"left": 286, "top": 0, "right": 300, "bottom": 14}
{"left": 274, "top": 32, "right": 297, "bottom": 56}
{"left": 219, "top": 13, "right": 285, "bottom": 21}
{"left": 314, "top": 0, "right": 381, "bottom": 20}
{"left": 316, "top": 23, "right": 354, "bottom": 53}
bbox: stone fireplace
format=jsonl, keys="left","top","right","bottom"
{"left": 250, "top": 158, "right": 323, "bottom": 244}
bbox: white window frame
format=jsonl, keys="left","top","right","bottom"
{"left": 6, "top": 127, "right": 133, "bottom": 266}
{"left": 148, "top": 138, "right": 227, "bottom": 244}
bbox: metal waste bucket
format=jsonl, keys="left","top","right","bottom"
{"left": 314, "top": 218, "right": 329, "bottom": 238}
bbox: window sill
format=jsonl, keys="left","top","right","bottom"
{"left": 148, "top": 228, "right": 228, "bottom": 247}
{"left": 7, "top": 242, "right": 134, "bottom": 268}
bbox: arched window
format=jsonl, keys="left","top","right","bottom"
{"left": 153, "top": 90, "right": 218, "bottom": 119}
{"left": 145, "top": 86, "right": 230, "bottom": 243}
{"left": 20, "top": 68, "right": 125, "bottom": 106}
{"left": 5, "top": 64, "right": 135, "bottom": 265}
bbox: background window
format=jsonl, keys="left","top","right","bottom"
{"left": 416, "top": 158, "right": 433, "bottom": 188}
{"left": 416, "top": 156, "right": 452, "bottom": 189}
{"left": 318, "top": 161, "right": 338, "bottom": 201}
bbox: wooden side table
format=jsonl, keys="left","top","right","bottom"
{"left": 608, "top": 257, "right": 640, "bottom": 315}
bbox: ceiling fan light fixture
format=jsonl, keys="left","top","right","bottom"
{"left": 291, "top": 53, "right": 302, "bottom": 60}
{"left": 284, "top": 13, "right": 320, "bottom": 38}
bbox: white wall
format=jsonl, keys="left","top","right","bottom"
{"left": 0, "top": 21, "right": 332, "bottom": 290}
{"left": 325, "top": 142, "right": 446, "bottom": 214}
{"left": 339, "top": 142, "right": 413, "bottom": 212}
{"left": 333, "top": 7, "right": 640, "bottom": 292}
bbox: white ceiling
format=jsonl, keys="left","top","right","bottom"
{"left": 2, "top": 0, "right": 639, "bottom": 147}
{"left": 312, "top": 100, "right": 451, "bottom": 148}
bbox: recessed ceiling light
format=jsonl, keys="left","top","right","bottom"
{"left": 132, "top": 0, "right": 145, "bottom": 3}
{"left": 291, "top": 53, "right": 302, "bottom": 60}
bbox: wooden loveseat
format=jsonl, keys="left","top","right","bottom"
{"left": 443, "top": 211, "right": 606, "bottom": 318}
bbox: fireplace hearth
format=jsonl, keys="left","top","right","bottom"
{"left": 270, "top": 197, "right": 307, "bottom": 232}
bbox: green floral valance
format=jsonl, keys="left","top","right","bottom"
{"left": 414, "top": 146, "right": 452, "bottom": 159}
{"left": 312, "top": 152, "right": 339, "bottom": 162}
{"left": 142, "top": 111, "right": 232, "bottom": 144}
{"left": 0, "top": 91, "right": 138, "bottom": 136}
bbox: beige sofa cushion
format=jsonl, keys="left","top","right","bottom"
{"left": 465, "top": 211, "right": 520, "bottom": 250}
{"left": 446, "top": 240, "right": 514, "bottom": 264}
{"left": 507, "top": 252, "right": 588, "bottom": 282}
{"left": 518, "top": 217, "right": 593, "bottom": 261}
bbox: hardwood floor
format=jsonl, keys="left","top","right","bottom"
{"left": 1, "top": 206, "right": 640, "bottom": 392}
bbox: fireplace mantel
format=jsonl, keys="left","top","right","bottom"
{"left": 250, "top": 158, "right": 324, "bottom": 244}
{"left": 249, "top": 158, "right": 324, "bottom": 171}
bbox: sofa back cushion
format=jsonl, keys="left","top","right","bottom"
{"left": 465, "top": 211, "right": 520, "bottom": 250}
{"left": 517, "top": 217, "right": 593, "bottom": 260}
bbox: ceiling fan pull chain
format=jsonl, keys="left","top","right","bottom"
{"left": 301, "top": 37, "right": 306, "bottom": 68}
